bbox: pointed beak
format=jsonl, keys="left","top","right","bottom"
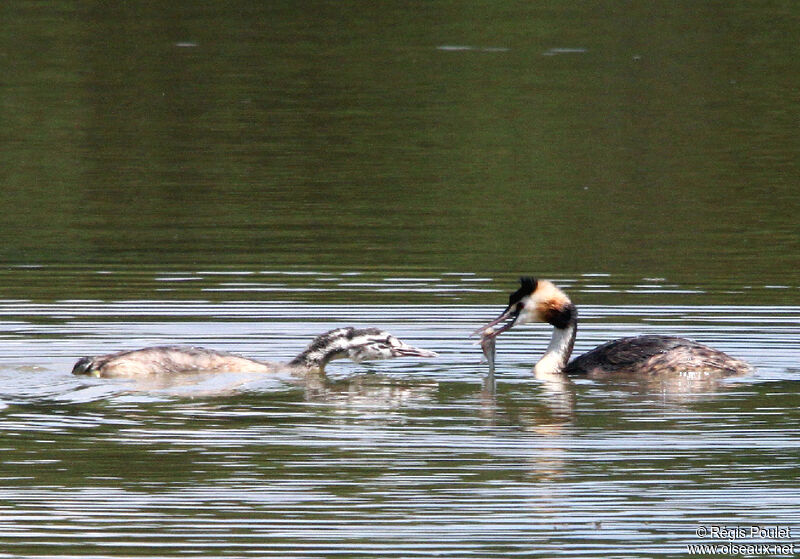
{"left": 394, "top": 342, "right": 438, "bottom": 359}
{"left": 472, "top": 305, "right": 520, "bottom": 340}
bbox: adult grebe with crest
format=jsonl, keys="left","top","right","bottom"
{"left": 73, "top": 327, "right": 437, "bottom": 377}
{"left": 475, "top": 278, "right": 752, "bottom": 377}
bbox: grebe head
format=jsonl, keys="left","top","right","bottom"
{"left": 290, "top": 327, "right": 438, "bottom": 369}
{"left": 346, "top": 329, "right": 439, "bottom": 362}
{"left": 475, "top": 277, "right": 575, "bottom": 338}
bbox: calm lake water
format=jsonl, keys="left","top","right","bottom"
{"left": 2, "top": 1, "right": 799, "bottom": 557}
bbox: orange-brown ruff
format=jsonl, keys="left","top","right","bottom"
{"left": 477, "top": 278, "right": 752, "bottom": 377}
{"left": 72, "top": 327, "right": 437, "bottom": 377}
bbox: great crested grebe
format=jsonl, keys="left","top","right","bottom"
{"left": 475, "top": 278, "right": 752, "bottom": 377}
{"left": 72, "top": 327, "right": 438, "bottom": 377}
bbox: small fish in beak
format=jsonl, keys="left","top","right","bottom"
{"left": 480, "top": 327, "right": 497, "bottom": 374}
{"left": 472, "top": 304, "right": 521, "bottom": 340}
{"left": 472, "top": 307, "right": 516, "bottom": 373}
{"left": 472, "top": 277, "right": 539, "bottom": 372}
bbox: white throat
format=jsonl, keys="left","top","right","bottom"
{"left": 533, "top": 323, "right": 576, "bottom": 376}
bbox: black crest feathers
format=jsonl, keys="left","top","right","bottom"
{"left": 508, "top": 277, "right": 537, "bottom": 307}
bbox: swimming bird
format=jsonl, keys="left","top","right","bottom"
{"left": 475, "top": 278, "right": 752, "bottom": 377}
{"left": 72, "top": 327, "right": 437, "bottom": 377}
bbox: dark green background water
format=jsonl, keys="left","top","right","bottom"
{"left": 1, "top": 3, "right": 799, "bottom": 558}
{"left": 3, "top": 1, "right": 798, "bottom": 286}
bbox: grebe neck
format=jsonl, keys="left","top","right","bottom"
{"left": 286, "top": 327, "right": 358, "bottom": 371}
{"left": 534, "top": 317, "right": 577, "bottom": 376}
{"left": 288, "top": 347, "right": 342, "bottom": 371}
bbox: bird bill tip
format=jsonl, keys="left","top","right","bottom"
{"left": 398, "top": 345, "right": 438, "bottom": 358}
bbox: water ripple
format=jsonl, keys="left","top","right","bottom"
{"left": 0, "top": 279, "right": 798, "bottom": 557}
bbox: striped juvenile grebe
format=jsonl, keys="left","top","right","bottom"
{"left": 475, "top": 278, "right": 752, "bottom": 377}
{"left": 72, "top": 327, "right": 437, "bottom": 377}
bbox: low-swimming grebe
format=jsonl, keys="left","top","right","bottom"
{"left": 475, "top": 278, "right": 752, "bottom": 377}
{"left": 72, "top": 327, "right": 438, "bottom": 377}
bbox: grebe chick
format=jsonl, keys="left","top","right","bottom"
{"left": 475, "top": 278, "right": 752, "bottom": 377}
{"left": 72, "top": 327, "right": 437, "bottom": 378}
